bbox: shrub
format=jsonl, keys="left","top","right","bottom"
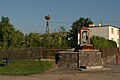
{"left": 90, "top": 36, "right": 117, "bottom": 48}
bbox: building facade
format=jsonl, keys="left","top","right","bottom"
{"left": 88, "top": 25, "right": 120, "bottom": 47}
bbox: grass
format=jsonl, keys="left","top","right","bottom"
{"left": 0, "top": 60, "right": 53, "bottom": 75}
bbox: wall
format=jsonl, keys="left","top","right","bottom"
{"left": 58, "top": 51, "right": 78, "bottom": 68}
{"left": 99, "top": 48, "right": 119, "bottom": 64}
{"left": 79, "top": 50, "right": 103, "bottom": 68}
{"left": 57, "top": 48, "right": 118, "bottom": 68}
{"left": 57, "top": 50, "right": 103, "bottom": 69}
{"left": 108, "top": 26, "right": 119, "bottom": 47}
{"left": 88, "top": 26, "right": 120, "bottom": 47}
{"left": 88, "top": 26, "right": 109, "bottom": 39}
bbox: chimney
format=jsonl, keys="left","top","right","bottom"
{"left": 98, "top": 19, "right": 102, "bottom": 26}
{"left": 98, "top": 22, "right": 102, "bottom": 26}
{"left": 89, "top": 24, "right": 95, "bottom": 27}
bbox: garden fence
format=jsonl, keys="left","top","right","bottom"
{"left": 0, "top": 48, "right": 118, "bottom": 60}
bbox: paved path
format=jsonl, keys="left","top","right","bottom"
{"left": 0, "top": 56, "right": 120, "bottom": 80}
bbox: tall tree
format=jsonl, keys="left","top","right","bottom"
{"left": 68, "top": 17, "right": 93, "bottom": 47}
{"left": 0, "top": 16, "right": 24, "bottom": 49}
{"left": 0, "top": 16, "right": 16, "bottom": 49}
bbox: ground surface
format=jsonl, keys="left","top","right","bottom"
{"left": 0, "top": 56, "right": 120, "bottom": 80}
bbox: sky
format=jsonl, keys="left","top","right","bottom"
{"left": 0, "top": 0, "right": 120, "bottom": 34}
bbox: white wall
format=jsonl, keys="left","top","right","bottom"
{"left": 108, "top": 26, "right": 119, "bottom": 47}
{"left": 88, "top": 27, "right": 109, "bottom": 39}
{"left": 88, "top": 26, "right": 120, "bottom": 47}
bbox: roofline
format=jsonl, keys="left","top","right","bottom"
{"left": 88, "top": 25, "right": 120, "bottom": 29}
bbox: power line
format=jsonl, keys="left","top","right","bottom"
{"left": 50, "top": 20, "right": 120, "bottom": 25}
{"left": 50, "top": 21, "right": 73, "bottom": 24}
{"left": 17, "top": 20, "right": 120, "bottom": 33}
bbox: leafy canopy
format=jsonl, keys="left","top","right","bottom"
{"left": 0, "top": 16, "right": 25, "bottom": 49}
{"left": 68, "top": 17, "right": 93, "bottom": 47}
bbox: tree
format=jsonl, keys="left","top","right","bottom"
{"left": 59, "top": 26, "right": 69, "bottom": 48}
{"left": 14, "top": 30, "right": 25, "bottom": 48}
{"left": 40, "top": 33, "right": 61, "bottom": 48}
{"left": 0, "top": 16, "right": 25, "bottom": 49}
{"left": 24, "top": 33, "right": 41, "bottom": 48}
{"left": 68, "top": 17, "right": 93, "bottom": 47}
{"left": 0, "top": 16, "right": 16, "bottom": 49}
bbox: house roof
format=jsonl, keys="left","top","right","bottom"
{"left": 88, "top": 25, "right": 120, "bottom": 29}
{"left": 78, "top": 26, "right": 90, "bottom": 31}
{"left": 81, "top": 26, "right": 90, "bottom": 30}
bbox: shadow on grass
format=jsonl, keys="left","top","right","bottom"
{"left": 0, "top": 63, "right": 6, "bottom": 67}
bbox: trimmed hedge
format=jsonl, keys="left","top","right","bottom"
{"left": 90, "top": 36, "right": 117, "bottom": 48}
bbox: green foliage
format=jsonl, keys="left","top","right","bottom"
{"left": 40, "top": 34, "right": 55, "bottom": 48}
{"left": 0, "top": 16, "right": 117, "bottom": 49}
{"left": 0, "top": 16, "right": 22, "bottom": 49}
{"left": 0, "top": 16, "right": 69, "bottom": 49}
{"left": 68, "top": 17, "right": 93, "bottom": 47}
{"left": 25, "top": 33, "right": 41, "bottom": 47}
{"left": 0, "top": 61, "right": 53, "bottom": 75}
{"left": 40, "top": 32, "right": 68, "bottom": 48}
{"left": 12, "top": 30, "right": 25, "bottom": 48}
{"left": 90, "top": 36, "right": 117, "bottom": 48}
{"left": 107, "top": 40, "right": 117, "bottom": 48}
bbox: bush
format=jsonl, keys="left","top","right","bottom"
{"left": 90, "top": 36, "right": 117, "bottom": 48}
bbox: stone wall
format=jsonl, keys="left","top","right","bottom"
{"left": 57, "top": 48, "right": 118, "bottom": 69}
{"left": 57, "top": 50, "right": 103, "bottom": 69}
{"left": 57, "top": 51, "right": 78, "bottom": 68}
{"left": 79, "top": 50, "right": 103, "bottom": 69}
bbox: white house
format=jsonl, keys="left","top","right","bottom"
{"left": 88, "top": 25, "right": 120, "bottom": 47}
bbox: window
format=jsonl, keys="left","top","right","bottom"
{"left": 117, "top": 30, "right": 119, "bottom": 35}
{"left": 111, "top": 38, "right": 114, "bottom": 41}
{"left": 117, "top": 39, "right": 119, "bottom": 44}
{"left": 111, "top": 28, "right": 114, "bottom": 34}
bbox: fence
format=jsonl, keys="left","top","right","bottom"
{"left": 98, "top": 48, "right": 119, "bottom": 58}
{"left": 0, "top": 48, "right": 66, "bottom": 60}
{"left": 0, "top": 48, "right": 119, "bottom": 61}
{"left": 98, "top": 48, "right": 119, "bottom": 63}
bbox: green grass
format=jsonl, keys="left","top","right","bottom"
{"left": 0, "top": 60, "right": 53, "bottom": 75}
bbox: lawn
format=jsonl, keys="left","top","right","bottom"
{"left": 0, "top": 60, "right": 53, "bottom": 75}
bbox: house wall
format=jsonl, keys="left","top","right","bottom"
{"left": 108, "top": 26, "right": 119, "bottom": 47}
{"left": 88, "top": 26, "right": 120, "bottom": 47}
{"left": 88, "top": 26, "right": 109, "bottom": 39}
